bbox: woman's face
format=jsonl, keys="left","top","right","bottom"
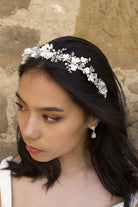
{"left": 17, "top": 70, "right": 91, "bottom": 162}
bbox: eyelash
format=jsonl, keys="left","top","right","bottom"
{"left": 15, "top": 102, "right": 61, "bottom": 122}
{"left": 42, "top": 115, "right": 61, "bottom": 122}
{"left": 16, "top": 102, "right": 27, "bottom": 111}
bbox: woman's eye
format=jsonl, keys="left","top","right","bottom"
{"left": 15, "top": 102, "right": 28, "bottom": 112}
{"left": 42, "top": 115, "right": 60, "bottom": 122}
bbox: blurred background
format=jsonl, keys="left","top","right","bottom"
{"left": 0, "top": 0, "right": 137, "bottom": 161}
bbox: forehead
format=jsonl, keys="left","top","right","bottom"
{"left": 17, "top": 70, "right": 76, "bottom": 110}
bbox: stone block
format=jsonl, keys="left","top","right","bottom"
{"left": 75, "top": 0, "right": 138, "bottom": 69}
{"left": 128, "top": 83, "right": 138, "bottom": 94}
{"left": 0, "top": 141, "right": 17, "bottom": 161}
{"left": 128, "top": 121, "right": 138, "bottom": 140}
{"left": 131, "top": 138, "right": 138, "bottom": 150}
{"left": 0, "top": 94, "right": 8, "bottom": 133}
{"left": 0, "top": 0, "right": 30, "bottom": 18}
{"left": 0, "top": 26, "right": 40, "bottom": 68}
{"left": 127, "top": 102, "right": 138, "bottom": 142}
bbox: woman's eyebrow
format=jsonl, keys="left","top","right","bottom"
{"left": 36, "top": 107, "right": 64, "bottom": 112}
{"left": 15, "top": 92, "right": 64, "bottom": 112}
{"left": 16, "top": 92, "right": 27, "bottom": 106}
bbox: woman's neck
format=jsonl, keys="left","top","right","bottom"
{"left": 59, "top": 143, "right": 92, "bottom": 179}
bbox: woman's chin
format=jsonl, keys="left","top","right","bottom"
{"left": 30, "top": 153, "right": 55, "bottom": 163}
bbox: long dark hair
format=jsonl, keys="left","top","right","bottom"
{"left": 8, "top": 36, "right": 138, "bottom": 207}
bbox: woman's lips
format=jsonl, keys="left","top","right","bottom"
{"left": 26, "top": 144, "right": 43, "bottom": 154}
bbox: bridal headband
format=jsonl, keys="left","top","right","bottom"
{"left": 21, "top": 43, "right": 108, "bottom": 98}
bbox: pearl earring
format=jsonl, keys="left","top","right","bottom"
{"left": 91, "top": 126, "right": 96, "bottom": 138}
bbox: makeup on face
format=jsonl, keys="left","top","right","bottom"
{"left": 26, "top": 144, "right": 44, "bottom": 154}
{"left": 16, "top": 71, "right": 90, "bottom": 162}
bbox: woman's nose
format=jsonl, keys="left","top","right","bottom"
{"left": 22, "top": 116, "right": 41, "bottom": 140}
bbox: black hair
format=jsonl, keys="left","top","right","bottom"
{"left": 8, "top": 36, "right": 138, "bottom": 207}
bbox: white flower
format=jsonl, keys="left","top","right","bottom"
{"left": 88, "top": 74, "right": 94, "bottom": 82}
{"left": 62, "top": 54, "right": 70, "bottom": 61}
{"left": 100, "top": 80, "right": 105, "bottom": 86}
{"left": 23, "top": 48, "right": 32, "bottom": 55}
{"left": 22, "top": 47, "right": 40, "bottom": 59}
{"left": 41, "top": 43, "right": 53, "bottom": 50}
{"left": 48, "top": 44, "right": 53, "bottom": 49}
{"left": 83, "top": 67, "right": 90, "bottom": 74}
{"left": 100, "top": 87, "right": 107, "bottom": 94}
{"left": 21, "top": 59, "right": 26, "bottom": 64}
{"left": 81, "top": 57, "right": 88, "bottom": 63}
{"left": 89, "top": 66, "right": 95, "bottom": 72}
{"left": 70, "top": 64, "right": 78, "bottom": 71}
{"left": 41, "top": 51, "right": 54, "bottom": 59}
{"left": 31, "top": 48, "right": 40, "bottom": 57}
{"left": 71, "top": 57, "right": 80, "bottom": 64}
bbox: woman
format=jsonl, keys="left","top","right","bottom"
{"left": 0, "top": 36, "right": 137, "bottom": 207}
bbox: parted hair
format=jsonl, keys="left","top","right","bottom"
{"left": 8, "top": 36, "right": 138, "bottom": 207}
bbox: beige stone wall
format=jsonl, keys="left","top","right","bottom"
{"left": 75, "top": 0, "right": 138, "bottom": 69}
{"left": 0, "top": 0, "right": 137, "bottom": 160}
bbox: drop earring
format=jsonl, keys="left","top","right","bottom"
{"left": 91, "top": 126, "right": 96, "bottom": 138}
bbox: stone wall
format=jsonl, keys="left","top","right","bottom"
{"left": 0, "top": 0, "right": 137, "bottom": 160}
{"left": 75, "top": 0, "right": 138, "bottom": 69}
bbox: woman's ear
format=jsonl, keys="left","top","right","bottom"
{"left": 88, "top": 117, "right": 100, "bottom": 129}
